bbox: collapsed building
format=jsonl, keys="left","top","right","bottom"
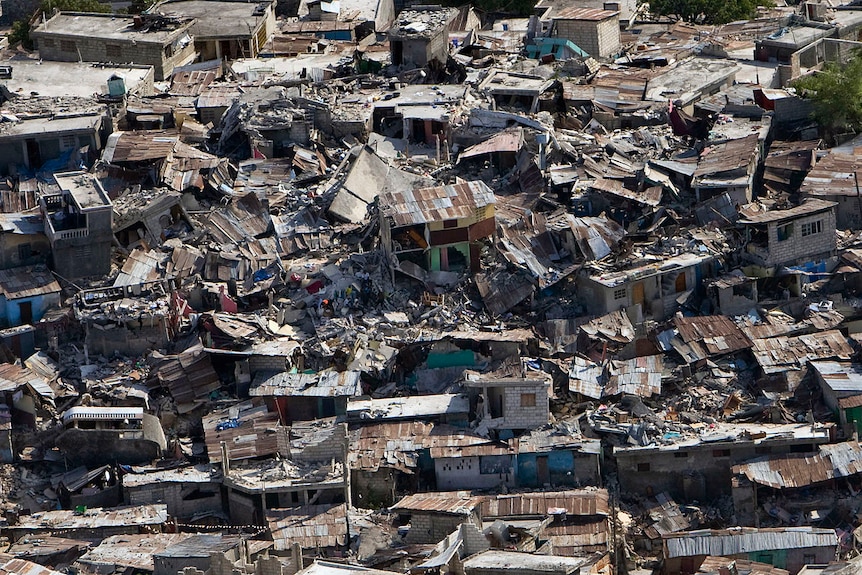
{"left": 1, "top": 1, "right": 862, "bottom": 575}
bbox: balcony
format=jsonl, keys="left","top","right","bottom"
{"left": 40, "top": 194, "right": 89, "bottom": 242}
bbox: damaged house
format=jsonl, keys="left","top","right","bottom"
{"left": 41, "top": 171, "right": 114, "bottom": 280}
{"left": 388, "top": 7, "right": 458, "bottom": 68}
{"left": 30, "top": 13, "right": 195, "bottom": 81}
{"left": 380, "top": 180, "right": 496, "bottom": 275}
{"left": 739, "top": 199, "right": 838, "bottom": 275}
{"left": 55, "top": 406, "right": 167, "bottom": 466}
{"left": 577, "top": 251, "right": 719, "bottom": 321}
{"left": 155, "top": 0, "right": 277, "bottom": 61}
{"left": 614, "top": 423, "right": 833, "bottom": 501}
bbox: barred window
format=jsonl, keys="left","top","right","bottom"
{"left": 801, "top": 220, "right": 823, "bottom": 237}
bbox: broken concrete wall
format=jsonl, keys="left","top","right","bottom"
{"left": 290, "top": 421, "right": 348, "bottom": 464}
{"left": 125, "top": 481, "right": 223, "bottom": 520}
{"left": 85, "top": 317, "right": 171, "bottom": 357}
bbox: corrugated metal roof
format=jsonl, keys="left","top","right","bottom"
{"left": 76, "top": 534, "right": 193, "bottom": 572}
{"left": 203, "top": 401, "right": 284, "bottom": 463}
{"left": 430, "top": 442, "right": 513, "bottom": 458}
{"left": 114, "top": 248, "right": 166, "bottom": 287}
{"left": 13, "top": 504, "right": 168, "bottom": 532}
{"left": 663, "top": 527, "right": 837, "bottom": 559}
{"left": 0, "top": 363, "right": 54, "bottom": 400}
{"left": 810, "top": 361, "right": 862, "bottom": 394}
{"left": 382, "top": 181, "right": 496, "bottom": 227}
{"left": 698, "top": 556, "right": 789, "bottom": 575}
{"left": 268, "top": 504, "right": 348, "bottom": 551}
{"left": 147, "top": 343, "right": 221, "bottom": 407}
{"left": 673, "top": 315, "right": 753, "bottom": 361}
{"left": 738, "top": 199, "right": 837, "bottom": 225}
{"left": 156, "top": 534, "right": 240, "bottom": 557}
{"left": 568, "top": 356, "right": 604, "bottom": 400}
{"left": 693, "top": 134, "right": 760, "bottom": 179}
{"left": 544, "top": 519, "right": 611, "bottom": 554}
{"left": 553, "top": 7, "right": 618, "bottom": 20}
{"left": 197, "top": 84, "right": 242, "bottom": 109}
{"left": 590, "top": 178, "right": 662, "bottom": 207}
{"left": 513, "top": 425, "right": 601, "bottom": 455}
{"left": 459, "top": 129, "right": 523, "bottom": 160}
{"left": 391, "top": 491, "right": 486, "bottom": 515}
{"left": 102, "top": 130, "right": 179, "bottom": 164}
{"left": 349, "top": 421, "right": 488, "bottom": 473}
{"left": 752, "top": 330, "right": 853, "bottom": 374}
{"left": 7, "top": 536, "right": 88, "bottom": 559}
{"left": 579, "top": 310, "right": 635, "bottom": 343}
{"left": 800, "top": 151, "right": 862, "bottom": 198}
{"left": 0, "top": 265, "right": 61, "bottom": 300}
{"left": 605, "top": 355, "right": 663, "bottom": 397}
{"left": 481, "top": 489, "right": 609, "bottom": 518}
{"left": 170, "top": 69, "right": 216, "bottom": 96}
{"left": 644, "top": 492, "right": 690, "bottom": 539}
{"left": 733, "top": 441, "right": 862, "bottom": 489}
{"left": 0, "top": 558, "right": 65, "bottom": 575}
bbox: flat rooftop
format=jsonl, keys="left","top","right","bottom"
{"left": 0, "top": 57, "right": 153, "bottom": 98}
{"left": 614, "top": 423, "right": 832, "bottom": 454}
{"left": 346, "top": 394, "right": 470, "bottom": 420}
{"left": 32, "top": 12, "right": 191, "bottom": 44}
{"left": 589, "top": 251, "right": 714, "bottom": 288}
{"left": 645, "top": 57, "right": 741, "bottom": 106}
{"left": 462, "top": 551, "right": 588, "bottom": 573}
{"left": 389, "top": 7, "right": 457, "bottom": 39}
{"left": 53, "top": 171, "right": 112, "bottom": 210}
{"left": 0, "top": 113, "right": 104, "bottom": 140}
{"left": 156, "top": 0, "right": 272, "bottom": 38}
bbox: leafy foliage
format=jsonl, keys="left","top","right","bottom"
{"left": 793, "top": 50, "right": 862, "bottom": 135}
{"left": 642, "top": 0, "right": 767, "bottom": 24}
{"left": 126, "top": 0, "right": 158, "bottom": 15}
{"left": 8, "top": 19, "right": 32, "bottom": 49}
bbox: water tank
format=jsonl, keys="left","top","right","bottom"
{"left": 107, "top": 74, "right": 126, "bottom": 97}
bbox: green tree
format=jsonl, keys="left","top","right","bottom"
{"left": 642, "top": 0, "right": 767, "bottom": 24}
{"left": 793, "top": 50, "right": 862, "bottom": 136}
{"left": 6, "top": 0, "right": 110, "bottom": 47}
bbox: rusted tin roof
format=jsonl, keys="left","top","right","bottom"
{"left": 382, "top": 181, "right": 495, "bottom": 227}
{"left": 751, "top": 330, "right": 853, "bottom": 374}
{"left": 390, "top": 491, "right": 486, "bottom": 515}
{"left": 673, "top": 315, "right": 752, "bottom": 361}
{"left": 605, "top": 355, "right": 663, "bottom": 397}
{"left": 732, "top": 441, "right": 862, "bottom": 489}
{"left": 481, "top": 489, "right": 609, "bottom": 518}
{"left": 553, "top": 7, "right": 619, "bottom": 20}
{"left": 268, "top": 504, "right": 348, "bottom": 551}
{"left": 738, "top": 198, "right": 836, "bottom": 225}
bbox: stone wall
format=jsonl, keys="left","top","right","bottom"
{"left": 553, "top": 15, "right": 620, "bottom": 59}
{"left": 351, "top": 468, "right": 395, "bottom": 508}
{"left": 407, "top": 512, "right": 469, "bottom": 544}
{"left": 502, "top": 384, "right": 549, "bottom": 430}
{"left": 764, "top": 208, "right": 836, "bottom": 267}
{"left": 31, "top": 29, "right": 194, "bottom": 80}
{"left": 125, "top": 481, "right": 223, "bottom": 520}
{"left": 291, "top": 421, "right": 347, "bottom": 464}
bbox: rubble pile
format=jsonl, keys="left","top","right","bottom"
{"left": 1, "top": 0, "right": 862, "bottom": 575}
